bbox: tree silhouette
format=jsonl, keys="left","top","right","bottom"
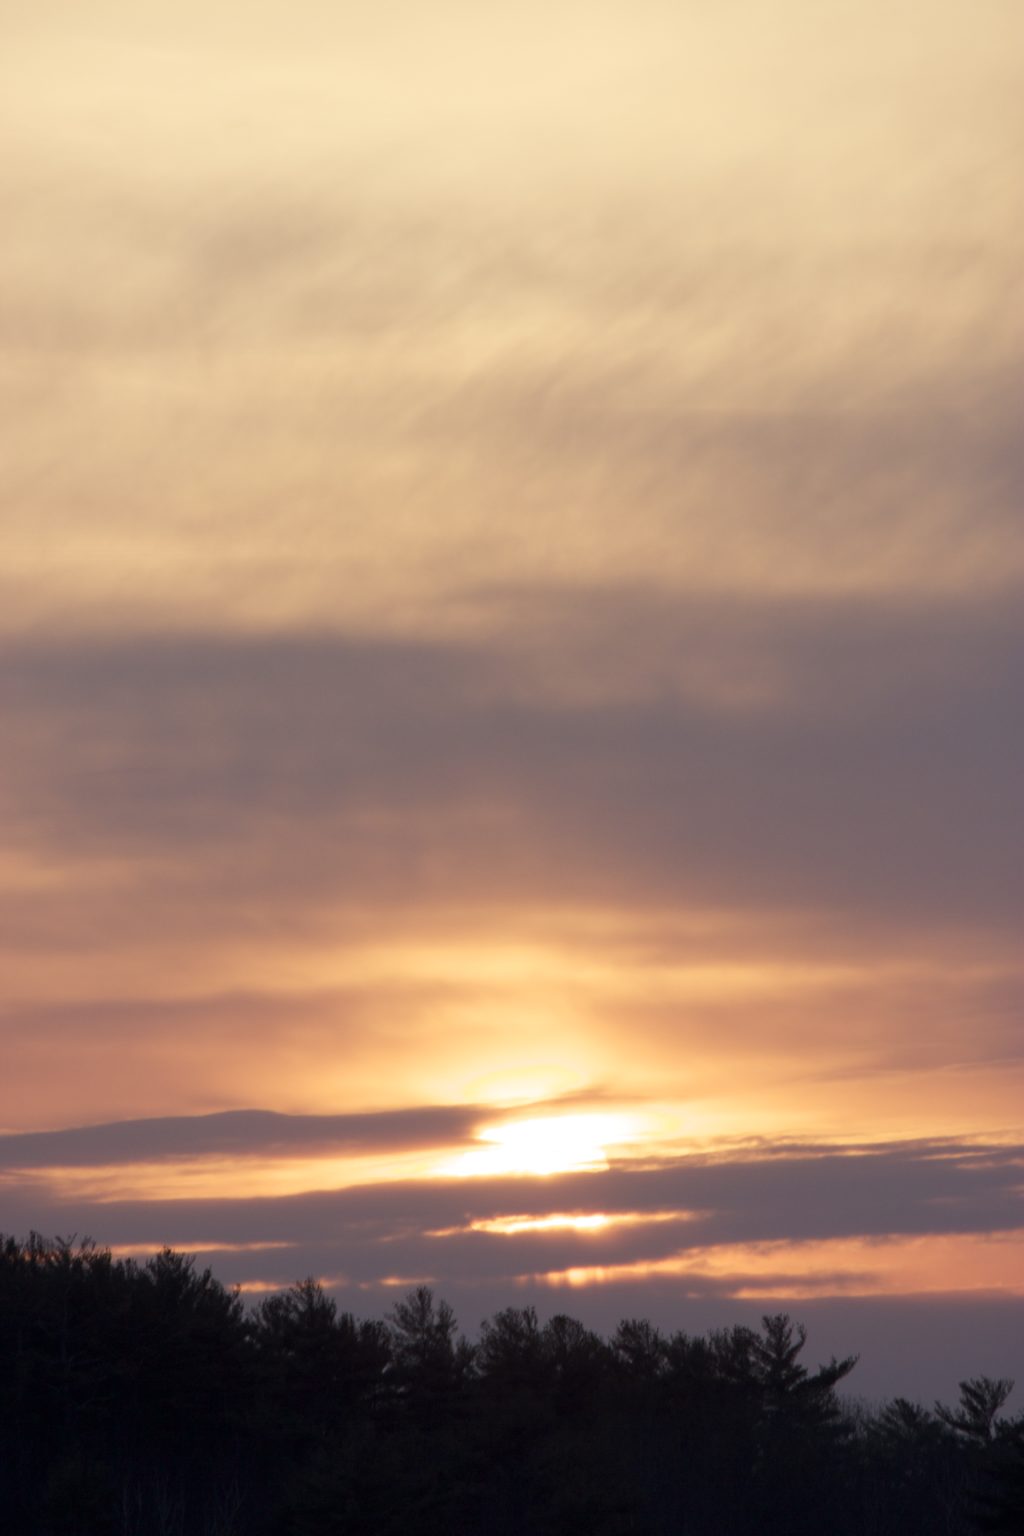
{"left": 976, "top": 1417, "right": 1024, "bottom": 1535}
{"left": 4, "top": 1231, "right": 1021, "bottom": 1536}
{"left": 256, "top": 1277, "right": 390, "bottom": 1447}
{"left": 386, "top": 1285, "right": 475, "bottom": 1401}
{"left": 937, "top": 1377, "right": 1015, "bottom": 1444}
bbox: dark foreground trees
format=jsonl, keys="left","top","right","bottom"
{"left": 0, "top": 1234, "right": 1020, "bottom": 1536}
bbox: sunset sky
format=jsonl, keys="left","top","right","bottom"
{"left": 2, "top": 0, "right": 1023, "bottom": 1400}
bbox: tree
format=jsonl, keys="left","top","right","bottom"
{"left": 387, "top": 1286, "right": 475, "bottom": 1401}
{"left": 478, "top": 1305, "right": 546, "bottom": 1386}
{"left": 611, "top": 1317, "right": 667, "bottom": 1382}
{"left": 937, "top": 1377, "right": 1015, "bottom": 1445}
{"left": 256, "top": 1277, "right": 390, "bottom": 1442}
{"left": 976, "top": 1416, "right": 1024, "bottom": 1535}
{"left": 752, "top": 1313, "right": 858, "bottom": 1419}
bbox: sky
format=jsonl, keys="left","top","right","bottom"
{"left": 2, "top": 0, "right": 1023, "bottom": 1402}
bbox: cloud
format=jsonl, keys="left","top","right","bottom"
{"left": 1, "top": 591, "right": 1021, "bottom": 931}
{"left": 5, "top": 1125, "right": 1021, "bottom": 1257}
{"left": 3, "top": 21, "right": 1023, "bottom": 637}
{"left": 0, "top": 1105, "right": 483, "bottom": 1170}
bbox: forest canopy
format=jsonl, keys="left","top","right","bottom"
{"left": 2, "top": 1234, "right": 1021, "bottom": 1536}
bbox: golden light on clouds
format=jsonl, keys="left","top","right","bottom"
{"left": 436, "top": 1210, "right": 699, "bottom": 1238}
{"left": 19, "top": 1152, "right": 436, "bottom": 1205}
{"left": 540, "top": 1232, "right": 1024, "bottom": 1300}
{"left": 109, "top": 1240, "right": 296, "bottom": 1260}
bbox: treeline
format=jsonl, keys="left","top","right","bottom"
{"left": 1, "top": 1235, "right": 1022, "bottom": 1535}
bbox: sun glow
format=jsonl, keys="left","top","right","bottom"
{"left": 471, "top": 1212, "right": 612, "bottom": 1234}
{"left": 439, "top": 1112, "right": 637, "bottom": 1178}
{"left": 429, "top": 1209, "right": 698, "bottom": 1237}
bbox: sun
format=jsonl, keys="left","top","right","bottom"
{"left": 440, "top": 1112, "right": 635, "bottom": 1178}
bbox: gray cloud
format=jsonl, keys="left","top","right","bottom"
{"left": 0, "top": 1105, "right": 483, "bottom": 1170}
{"left": 1, "top": 589, "right": 1021, "bottom": 932}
